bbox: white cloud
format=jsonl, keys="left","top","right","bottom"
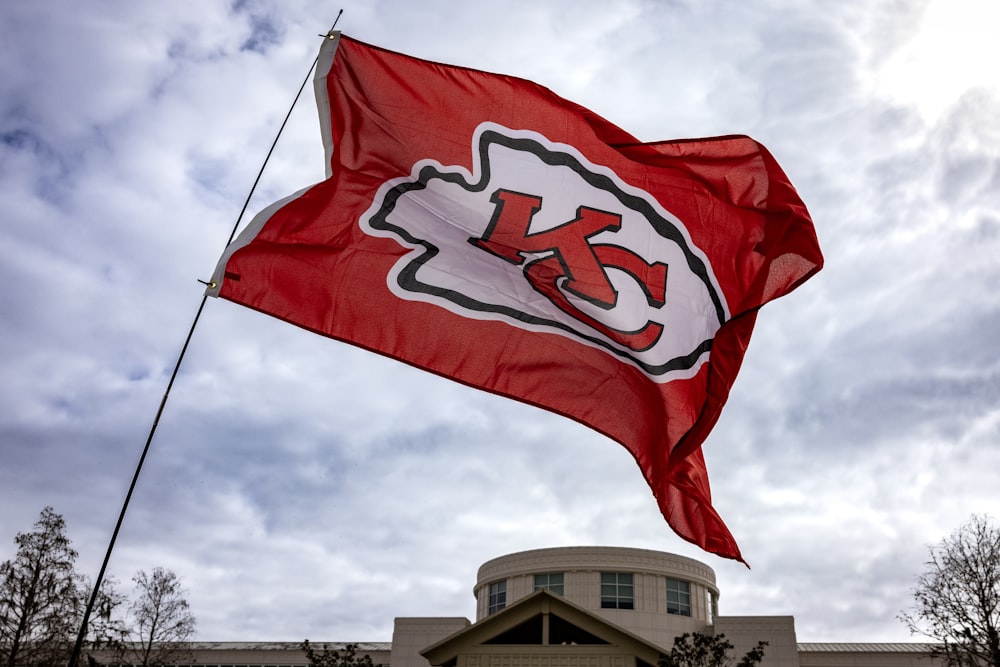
{"left": 874, "top": 0, "right": 1000, "bottom": 123}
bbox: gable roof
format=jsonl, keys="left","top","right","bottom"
{"left": 421, "top": 589, "right": 666, "bottom": 666}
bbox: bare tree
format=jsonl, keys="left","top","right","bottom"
{"left": 119, "top": 568, "right": 196, "bottom": 667}
{"left": 658, "top": 633, "right": 767, "bottom": 667}
{"left": 901, "top": 514, "right": 1000, "bottom": 667}
{"left": 0, "top": 507, "right": 85, "bottom": 667}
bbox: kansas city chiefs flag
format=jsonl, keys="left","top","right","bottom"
{"left": 207, "top": 32, "right": 823, "bottom": 563}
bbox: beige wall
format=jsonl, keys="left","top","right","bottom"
{"left": 714, "top": 616, "right": 800, "bottom": 667}
{"left": 391, "top": 618, "right": 472, "bottom": 667}
{"left": 459, "top": 651, "right": 639, "bottom": 667}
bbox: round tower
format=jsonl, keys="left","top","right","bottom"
{"left": 473, "top": 546, "right": 719, "bottom": 647}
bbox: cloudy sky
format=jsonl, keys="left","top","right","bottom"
{"left": 2, "top": 0, "right": 999, "bottom": 647}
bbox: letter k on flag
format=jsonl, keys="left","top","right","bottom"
{"left": 207, "top": 32, "right": 823, "bottom": 563}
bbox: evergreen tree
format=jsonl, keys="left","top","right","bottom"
{"left": 302, "top": 641, "right": 375, "bottom": 667}
{"left": 658, "top": 633, "right": 767, "bottom": 667}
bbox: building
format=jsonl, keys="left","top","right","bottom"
{"left": 95, "top": 547, "right": 936, "bottom": 667}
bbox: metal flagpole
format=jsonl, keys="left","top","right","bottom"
{"left": 67, "top": 12, "right": 343, "bottom": 667}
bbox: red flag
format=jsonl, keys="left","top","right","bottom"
{"left": 207, "top": 33, "right": 823, "bottom": 563}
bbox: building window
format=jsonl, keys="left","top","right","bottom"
{"left": 706, "top": 589, "right": 717, "bottom": 623}
{"left": 666, "top": 578, "right": 691, "bottom": 616}
{"left": 600, "top": 572, "right": 634, "bottom": 609}
{"left": 488, "top": 579, "right": 507, "bottom": 614}
{"left": 534, "top": 572, "right": 564, "bottom": 595}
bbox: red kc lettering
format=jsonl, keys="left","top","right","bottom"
{"left": 470, "top": 189, "right": 668, "bottom": 351}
